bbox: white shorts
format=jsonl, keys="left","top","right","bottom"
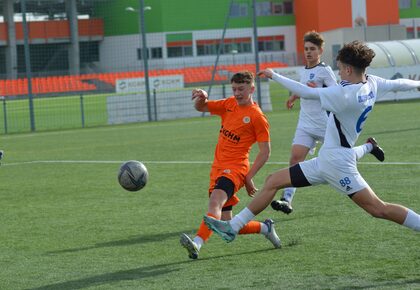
{"left": 292, "top": 128, "right": 324, "bottom": 155}
{"left": 298, "top": 147, "right": 368, "bottom": 195}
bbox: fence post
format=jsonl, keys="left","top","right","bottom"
{"left": 1, "top": 97, "right": 7, "bottom": 134}
{"left": 153, "top": 89, "right": 157, "bottom": 121}
{"left": 252, "top": 0, "right": 262, "bottom": 109}
{"left": 80, "top": 94, "right": 85, "bottom": 128}
{"left": 21, "top": 0, "right": 36, "bottom": 132}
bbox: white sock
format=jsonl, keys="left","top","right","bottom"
{"left": 230, "top": 207, "right": 255, "bottom": 233}
{"left": 354, "top": 143, "right": 372, "bottom": 160}
{"left": 193, "top": 236, "right": 204, "bottom": 250}
{"left": 282, "top": 187, "right": 296, "bottom": 203}
{"left": 403, "top": 209, "right": 420, "bottom": 231}
{"left": 260, "top": 222, "right": 269, "bottom": 235}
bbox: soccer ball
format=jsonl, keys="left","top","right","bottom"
{"left": 118, "top": 160, "right": 149, "bottom": 191}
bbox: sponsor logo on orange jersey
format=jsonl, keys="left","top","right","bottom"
{"left": 220, "top": 125, "right": 240, "bottom": 144}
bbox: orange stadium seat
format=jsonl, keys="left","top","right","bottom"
{"left": 0, "top": 61, "right": 287, "bottom": 97}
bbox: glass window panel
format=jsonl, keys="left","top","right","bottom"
{"left": 151, "top": 47, "right": 162, "bottom": 59}
{"left": 184, "top": 46, "right": 193, "bottom": 56}
{"left": 167, "top": 47, "right": 182, "bottom": 58}
{"left": 283, "top": 1, "right": 294, "bottom": 14}
{"left": 399, "top": 0, "right": 411, "bottom": 8}
{"left": 256, "top": 2, "right": 271, "bottom": 16}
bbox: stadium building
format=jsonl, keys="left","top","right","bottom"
{"left": 1, "top": 0, "right": 420, "bottom": 79}
{"left": 0, "top": 0, "right": 419, "bottom": 133}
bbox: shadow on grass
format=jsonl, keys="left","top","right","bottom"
{"left": 45, "top": 229, "right": 195, "bottom": 254}
{"left": 370, "top": 126, "right": 420, "bottom": 136}
{"left": 27, "top": 264, "right": 182, "bottom": 290}
{"left": 30, "top": 248, "right": 279, "bottom": 290}
{"left": 335, "top": 279, "right": 420, "bottom": 290}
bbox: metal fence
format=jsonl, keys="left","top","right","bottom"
{"left": 0, "top": 0, "right": 299, "bottom": 134}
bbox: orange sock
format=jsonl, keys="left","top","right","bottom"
{"left": 238, "top": 220, "right": 261, "bottom": 235}
{"left": 196, "top": 212, "right": 218, "bottom": 242}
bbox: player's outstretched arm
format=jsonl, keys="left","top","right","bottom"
{"left": 192, "top": 88, "right": 209, "bottom": 112}
{"left": 373, "top": 75, "right": 420, "bottom": 94}
{"left": 258, "top": 69, "right": 319, "bottom": 100}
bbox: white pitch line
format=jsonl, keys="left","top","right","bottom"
{"left": 2, "top": 160, "right": 420, "bottom": 167}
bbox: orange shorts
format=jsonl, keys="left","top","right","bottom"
{"left": 208, "top": 166, "right": 247, "bottom": 208}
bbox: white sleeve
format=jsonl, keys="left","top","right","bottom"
{"left": 318, "top": 85, "right": 347, "bottom": 113}
{"left": 271, "top": 73, "right": 319, "bottom": 99}
{"left": 322, "top": 66, "right": 338, "bottom": 87}
{"left": 370, "top": 75, "right": 420, "bottom": 95}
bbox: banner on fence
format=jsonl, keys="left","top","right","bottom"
{"left": 107, "top": 83, "right": 272, "bottom": 125}
{"left": 116, "top": 75, "right": 184, "bottom": 93}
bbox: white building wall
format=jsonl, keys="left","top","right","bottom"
{"left": 98, "top": 26, "right": 297, "bottom": 72}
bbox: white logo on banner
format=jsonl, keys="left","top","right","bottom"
{"left": 116, "top": 75, "right": 184, "bottom": 93}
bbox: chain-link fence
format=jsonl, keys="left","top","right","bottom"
{"left": 0, "top": 0, "right": 298, "bottom": 134}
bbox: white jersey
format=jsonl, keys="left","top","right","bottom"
{"left": 319, "top": 75, "right": 420, "bottom": 149}
{"left": 272, "top": 72, "right": 420, "bottom": 194}
{"left": 273, "top": 72, "right": 420, "bottom": 150}
{"left": 296, "top": 62, "right": 337, "bottom": 134}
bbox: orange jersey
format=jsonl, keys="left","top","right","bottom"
{"left": 207, "top": 96, "right": 270, "bottom": 171}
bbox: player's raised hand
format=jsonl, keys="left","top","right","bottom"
{"left": 191, "top": 88, "right": 208, "bottom": 101}
{"left": 257, "top": 68, "right": 274, "bottom": 79}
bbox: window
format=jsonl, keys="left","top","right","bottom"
{"left": 196, "top": 38, "right": 252, "bottom": 56}
{"left": 272, "top": 3, "right": 283, "bottom": 15}
{"left": 255, "top": 1, "right": 293, "bottom": 16}
{"left": 230, "top": 3, "right": 248, "bottom": 17}
{"left": 137, "top": 47, "right": 163, "bottom": 60}
{"left": 256, "top": 2, "right": 271, "bottom": 16}
{"left": 197, "top": 40, "right": 219, "bottom": 56}
{"left": 137, "top": 48, "right": 149, "bottom": 60}
{"left": 283, "top": 1, "right": 293, "bottom": 14}
{"left": 151, "top": 47, "right": 162, "bottom": 59}
{"left": 417, "top": 0, "right": 420, "bottom": 7}
{"left": 417, "top": 27, "right": 420, "bottom": 38}
{"left": 258, "top": 35, "right": 285, "bottom": 52}
{"left": 399, "top": 0, "right": 411, "bottom": 8}
{"left": 167, "top": 41, "right": 193, "bottom": 58}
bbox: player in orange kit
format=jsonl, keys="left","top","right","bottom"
{"left": 180, "top": 71, "right": 281, "bottom": 259}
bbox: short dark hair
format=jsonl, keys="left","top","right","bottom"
{"left": 336, "top": 40, "right": 375, "bottom": 71}
{"left": 231, "top": 71, "right": 255, "bottom": 84}
{"left": 303, "top": 31, "right": 324, "bottom": 48}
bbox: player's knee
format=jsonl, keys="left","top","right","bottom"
{"left": 208, "top": 199, "right": 222, "bottom": 211}
{"left": 208, "top": 196, "right": 225, "bottom": 213}
{"left": 290, "top": 150, "right": 307, "bottom": 164}
{"left": 289, "top": 155, "right": 301, "bottom": 165}
{"left": 264, "top": 173, "right": 279, "bottom": 190}
{"left": 264, "top": 173, "right": 274, "bottom": 184}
